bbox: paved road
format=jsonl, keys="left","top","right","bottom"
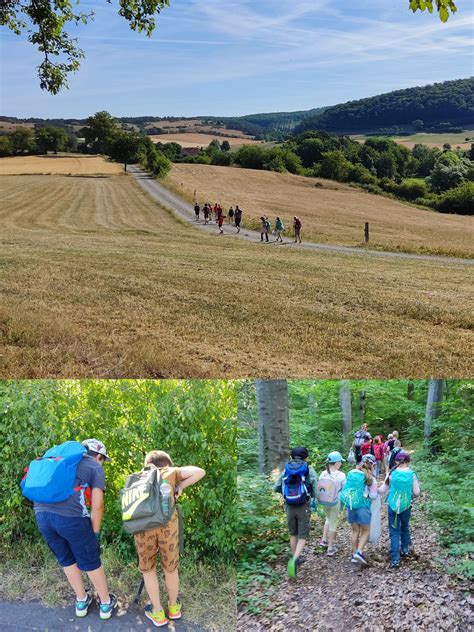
{"left": 0, "top": 600, "right": 208, "bottom": 632}
{"left": 128, "top": 166, "right": 473, "bottom": 266}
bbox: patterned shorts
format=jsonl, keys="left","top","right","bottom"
{"left": 134, "top": 510, "right": 179, "bottom": 574}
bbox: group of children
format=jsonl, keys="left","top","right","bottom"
{"left": 193, "top": 202, "right": 303, "bottom": 242}
{"left": 275, "top": 433, "right": 419, "bottom": 578}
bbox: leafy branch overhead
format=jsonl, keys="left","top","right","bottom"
{"left": 0, "top": 1, "right": 459, "bottom": 95}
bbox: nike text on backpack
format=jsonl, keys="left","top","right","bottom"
{"left": 21, "top": 441, "right": 87, "bottom": 503}
{"left": 388, "top": 470, "right": 414, "bottom": 515}
{"left": 120, "top": 466, "right": 175, "bottom": 534}
{"left": 282, "top": 461, "right": 312, "bottom": 506}
{"left": 340, "top": 470, "right": 369, "bottom": 510}
{"left": 317, "top": 473, "right": 341, "bottom": 507}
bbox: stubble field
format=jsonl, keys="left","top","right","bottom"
{"left": 0, "top": 154, "right": 123, "bottom": 175}
{"left": 166, "top": 164, "right": 474, "bottom": 258}
{"left": 0, "top": 160, "right": 472, "bottom": 378}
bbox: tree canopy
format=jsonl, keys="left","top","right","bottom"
{"left": 0, "top": 1, "right": 459, "bottom": 94}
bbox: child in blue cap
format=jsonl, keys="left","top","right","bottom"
{"left": 317, "top": 451, "right": 346, "bottom": 556}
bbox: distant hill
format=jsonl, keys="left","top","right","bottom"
{"left": 295, "top": 78, "right": 474, "bottom": 135}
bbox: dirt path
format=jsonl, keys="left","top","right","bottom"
{"left": 129, "top": 166, "right": 473, "bottom": 266}
{"left": 0, "top": 600, "right": 208, "bottom": 631}
{"left": 237, "top": 500, "right": 473, "bottom": 632}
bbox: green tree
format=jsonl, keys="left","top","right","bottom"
{"left": 318, "top": 150, "right": 352, "bottom": 182}
{"left": 34, "top": 126, "right": 68, "bottom": 154}
{"left": 0, "top": 136, "right": 12, "bottom": 157}
{"left": 80, "top": 111, "right": 120, "bottom": 155}
{"left": 221, "top": 140, "right": 231, "bottom": 152}
{"left": 435, "top": 181, "right": 474, "bottom": 215}
{"left": 109, "top": 131, "right": 143, "bottom": 171}
{"left": 427, "top": 151, "right": 469, "bottom": 192}
{"left": 412, "top": 119, "right": 424, "bottom": 130}
{"left": 9, "top": 127, "right": 35, "bottom": 154}
{"left": 0, "top": 1, "right": 458, "bottom": 95}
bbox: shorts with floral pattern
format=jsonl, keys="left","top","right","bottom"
{"left": 134, "top": 510, "right": 179, "bottom": 574}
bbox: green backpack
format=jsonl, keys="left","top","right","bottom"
{"left": 340, "top": 469, "right": 370, "bottom": 510}
{"left": 120, "top": 466, "right": 175, "bottom": 535}
{"left": 388, "top": 470, "right": 414, "bottom": 514}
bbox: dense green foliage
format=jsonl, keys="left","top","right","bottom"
{"left": 238, "top": 379, "right": 474, "bottom": 610}
{"left": 0, "top": 380, "right": 237, "bottom": 562}
{"left": 297, "top": 78, "right": 473, "bottom": 134}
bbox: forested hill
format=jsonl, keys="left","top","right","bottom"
{"left": 296, "top": 78, "right": 474, "bottom": 134}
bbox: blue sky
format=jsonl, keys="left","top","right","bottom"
{"left": 1, "top": 0, "right": 473, "bottom": 118}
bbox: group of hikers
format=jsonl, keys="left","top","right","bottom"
{"left": 275, "top": 423, "right": 419, "bottom": 577}
{"left": 20, "top": 438, "right": 205, "bottom": 628}
{"left": 193, "top": 202, "right": 303, "bottom": 243}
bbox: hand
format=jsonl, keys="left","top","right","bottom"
{"left": 175, "top": 485, "right": 183, "bottom": 498}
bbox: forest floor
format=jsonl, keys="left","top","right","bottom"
{"left": 237, "top": 496, "right": 473, "bottom": 631}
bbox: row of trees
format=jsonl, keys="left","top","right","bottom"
{"left": 0, "top": 125, "right": 78, "bottom": 156}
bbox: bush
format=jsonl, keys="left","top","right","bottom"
{"left": 348, "top": 163, "right": 378, "bottom": 185}
{"left": 398, "top": 179, "right": 428, "bottom": 200}
{"left": 148, "top": 148, "right": 172, "bottom": 177}
{"left": 434, "top": 182, "right": 474, "bottom": 215}
{"left": 0, "top": 381, "right": 237, "bottom": 561}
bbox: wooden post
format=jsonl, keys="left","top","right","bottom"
{"left": 364, "top": 222, "right": 369, "bottom": 243}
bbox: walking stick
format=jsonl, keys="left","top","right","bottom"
{"left": 134, "top": 578, "right": 145, "bottom": 605}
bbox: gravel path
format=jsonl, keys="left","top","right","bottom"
{"left": 129, "top": 166, "right": 473, "bottom": 266}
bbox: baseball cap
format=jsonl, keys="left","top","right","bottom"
{"left": 82, "top": 438, "right": 112, "bottom": 461}
{"left": 291, "top": 447, "right": 309, "bottom": 459}
{"left": 361, "top": 454, "right": 376, "bottom": 464}
{"left": 326, "top": 451, "right": 345, "bottom": 463}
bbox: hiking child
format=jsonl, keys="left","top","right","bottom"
{"left": 22, "top": 439, "right": 117, "bottom": 620}
{"left": 352, "top": 423, "right": 370, "bottom": 464}
{"left": 259, "top": 216, "right": 269, "bottom": 242}
{"left": 274, "top": 217, "right": 284, "bottom": 242}
{"left": 388, "top": 439, "right": 402, "bottom": 470}
{"left": 383, "top": 433, "right": 393, "bottom": 472}
{"left": 203, "top": 204, "right": 210, "bottom": 225}
{"left": 373, "top": 435, "right": 385, "bottom": 477}
{"left": 378, "top": 451, "right": 420, "bottom": 568}
{"left": 274, "top": 447, "right": 317, "bottom": 578}
{"left": 317, "top": 451, "right": 346, "bottom": 557}
{"left": 194, "top": 203, "right": 200, "bottom": 221}
{"left": 340, "top": 454, "right": 378, "bottom": 564}
{"left": 293, "top": 216, "right": 302, "bottom": 243}
{"left": 228, "top": 206, "right": 234, "bottom": 225}
{"left": 129, "top": 450, "right": 205, "bottom": 627}
{"left": 217, "top": 207, "right": 225, "bottom": 234}
{"left": 234, "top": 206, "right": 242, "bottom": 233}
{"left": 360, "top": 435, "right": 373, "bottom": 458}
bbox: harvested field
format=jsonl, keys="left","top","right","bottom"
{"left": 150, "top": 133, "right": 262, "bottom": 148}
{"left": 0, "top": 121, "right": 35, "bottom": 133}
{"left": 166, "top": 164, "right": 474, "bottom": 258}
{"left": 352, "top": 131, "right": 474, "bottom": 151}
{"left": 0, "top": 173, "right": 472, "bottom": 378}
{"left": 0, "top": 154, "right": 123, "bottom": 175}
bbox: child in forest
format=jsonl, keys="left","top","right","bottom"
{"left": 317, "top": 451, "right": 346, "bottom": 557}
{"left": 134, "top": 450, "right": 205, "bottom": 627}
{"left": 274, "top": 447, "right": 318, "bottom": 578}
{"left": 378, "top": 451, "right": 420, "bottom": 568}
{"left": 373, "top": 435, "right": 385, "bottom": 477}
{"left": 360, "top": 435, "right": 373, "bottom": 458}
{"left": 340, "top": 454, "right": 378, "bottom": 564}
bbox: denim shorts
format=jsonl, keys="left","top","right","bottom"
{"left": 36, "top": 512, "right": 101, "bottom": 571}
{"left": 347, "top": 506, "right": 372, "bottom": 525}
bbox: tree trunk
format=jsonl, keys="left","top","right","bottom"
{"left": 424, "top": 380, "right": 444, "bottom": 451}
{"left": 407, "top": 381, "right": 415, "bottom": 400}
{"left": 340, "top": 380, "right": 352, "bottom": 450}
{"left": 358, "top": 390, "right": 366, "bottom": 420}
{"left": 256, "top": 379, "right": 289, "bottom": 475}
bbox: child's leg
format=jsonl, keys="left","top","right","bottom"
{"left": 322, "top": 519, "right": 329, "bottom": 542}
{"left": 387, "top": 507, "right": 401, "bottom": 563}
{"left": 163, "top": 568, "right": 179, "bottom": 606}
{"left": 294, "top": 538, "right": 306, "bottom": 559}
{"left": 87, "top": 566, "right": 111, "bottom": 604}
{"left": 62, "top": 564, "right": 87, "bottom": 601}
{"left": 400, "top": 507, "right": 412, "bottom": 554}
{"left": 142, "top": 570, "right": 162, "bottom": 613}
{"left": 351, "top": 524, "right": 359, "bottom": 554}
{"left": 357, "top": 524, "right": 370, "bottom": 552}
{"left": 290, "top": 535, "right": 298, "bottom": 555}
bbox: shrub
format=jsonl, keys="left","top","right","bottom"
{"left": 398, "top": 179, "right": 428, "bottom": 200}
{"left": 434, "top": 182, "right": 474, "bottom": 215}
{"left": 348, "top": 163, "right": 378, "bottom": 185}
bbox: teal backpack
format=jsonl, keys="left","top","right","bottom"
{"left": 340, "top": 470, "right": 369, "bottom": 510}
{"left": 388, "top": 469, "right": 414, "bottom": 514}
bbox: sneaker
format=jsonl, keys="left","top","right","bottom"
{"left": 75, "top": 590, "right": 93, "bottom": 618}
{"left": 144, "top": 604, "right": 168, "bottom": 627}
{"left": 319, "top": 540, "right": 328, "bottom": 548}
{"left": 351, "top": 554, "right": 359, "bottom": 564}
{"left": 168, "top": 603, "right": 182, "bottom": 620}
{"left": 99, "top": 593, "right": 117, "bottom": 621}
{"left": 401, "top": 549, "right": 410, "bottom": 557}
{"left": 327, "top": 547, "right": 337, "bottom": 557}
{"left": 391, "top": 561, "right": 400, "bottom": 569}
{"left": 353, "top": 550, "right": 368, "bottom": 565}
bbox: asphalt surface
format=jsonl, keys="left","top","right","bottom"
{"left": 0, "top": 600, "right": 208, "bottom": 632}
{"left": 128, "top": 165, "right": 473, "bottom": 266}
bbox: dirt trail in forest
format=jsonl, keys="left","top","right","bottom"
{"left": 237, "top": 498, "right": 473, "bottom": 632}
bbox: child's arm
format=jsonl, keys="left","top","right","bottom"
{"left": 90, "top": 487, "right": 105, "bottom": 534}
{"left": 368, "top": 478, "right": 379, "bottom": 499}
{"left": 176, "top": 466, "right": 205, "bottom": 497}
{"left": 378, "top": 476, "right": 390, "bottom": 495}
{"left": 412, "top": 473, "right": 421, "bottom": 497}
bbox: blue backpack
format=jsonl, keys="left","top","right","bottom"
{"left": 21, "top": 441, "right": 86, "bottom": 503}
{"left": 340, "top": 469, "right": 370, "bottom": 510}
{"left": 388, "top": 470, "right": 414, "bottom": 514}
{"left": 282, "top": 460, "right": 311, "bottom": 506}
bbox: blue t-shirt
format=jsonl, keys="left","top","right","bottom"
{"left": 34, "top": 455, "right": 105, "bottom": 518}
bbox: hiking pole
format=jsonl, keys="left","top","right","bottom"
{"left": 134, "top": 578, "right": 145, "bottom": 605}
